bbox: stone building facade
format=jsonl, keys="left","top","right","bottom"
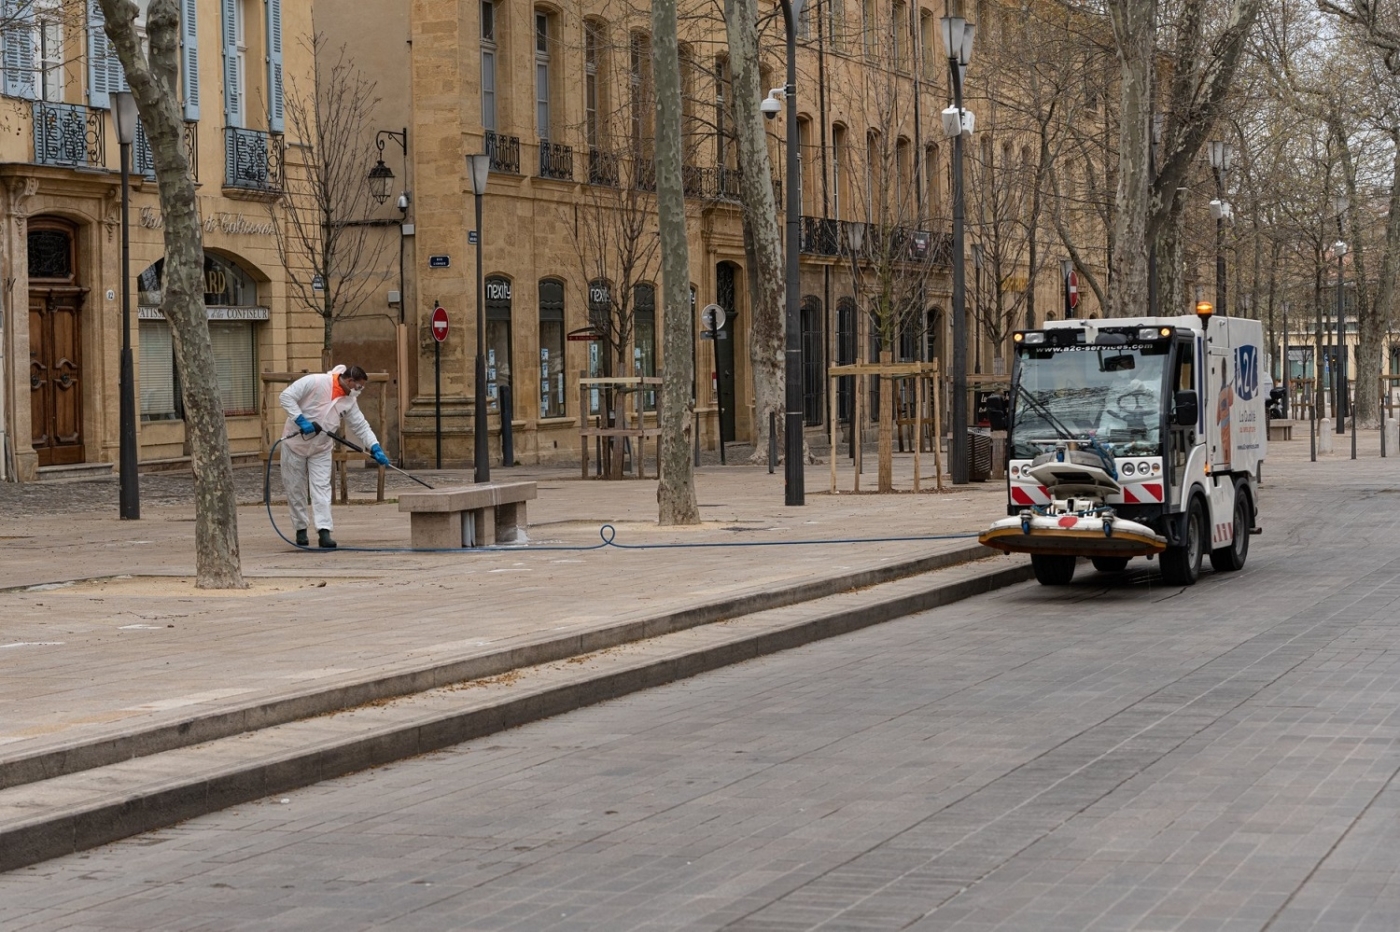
{"left": 0, "top": 0, "right": 317, "bottom": 481}
{"left": 318, "top": 0, "right": 1105, "bottom": 468}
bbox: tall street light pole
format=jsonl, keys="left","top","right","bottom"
{"left": 776, "top": 0, "right": 805, "bottom": 506}
{"left": 941, "top": 14, "right": 975, "bottom": 485}
{"left": 368, "top": 128, "right": 410, "bottom": 465}
{"left": 468, "top": 153, "right": 492, "bottom": 483}
{"left": 1208, "top": 141, "right": 1232, "bottom": 319}
{"left": 1333, "top": 195, "right": 1348, "bottom": 434}
{"left": 112, "top": 91, "right": 140, "bottom": 520}
{"left": 1333, "top": 237, "right": 1348, "bottom": 435}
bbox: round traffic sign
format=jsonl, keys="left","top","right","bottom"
{"left": 431, "top": 305, "right": 449, "bottom": 343}
{"left": 1067, "top": 270, "right": 1080, "bottom": 309}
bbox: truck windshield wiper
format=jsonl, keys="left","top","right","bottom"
{"left": 1012, "top": 383, "right": 1118, "bottom": 481}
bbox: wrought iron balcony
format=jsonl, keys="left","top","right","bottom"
{"left": 538, "top": 141, "right": 573, "bottom": 181}
{"left": 132, "top": 122, "right": 199, "bottom": 182}
{"left": 588, "top": 148, "right": 619, "bottom": 187}
{"left": 33, "top": 102, "right": 104, "bottom": 168}
{"left": 629, "top": 155, "right": 656, "bottom": 192}
{"left": 800, "top": 216, "right": 840, "bottom": 256}
{"left": 224, "top": 127, "right": 283, "bottom": 192}
{"left": 486, "top": 131, "right": 520, "bottom": 174}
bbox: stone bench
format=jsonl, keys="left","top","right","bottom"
{"left": 1268, "top": 419, "right": 1295, "bottom": 441}
{"left": 397, "top": 481, "right": 538, "bottom": 548}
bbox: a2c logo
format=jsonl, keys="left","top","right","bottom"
{"left": 1235, "top": 345, "right": 1259, "bottom": 401}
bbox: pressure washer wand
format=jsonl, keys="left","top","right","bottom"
{"left": 323, "top": 430, "right": 435, "bottom": 489}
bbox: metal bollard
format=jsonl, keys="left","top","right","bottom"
{"left": 693, "top": 408, "right": 701, "bottom": 467}
{"left": 769, "top": 410, "right": 776, "bottom": 474}
{"left": 500, "top": 385, "right": 515, "bottom": 467}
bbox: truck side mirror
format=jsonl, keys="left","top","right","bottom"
{"left": 1173, "top": 390, "right": 1198, "bottom": 427}
{"left": 986, "top": 395, "right": 1008, "bottom": 431}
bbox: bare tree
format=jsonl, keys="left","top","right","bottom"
{"left": 273, "top": 36, "right": 388, "bottom": 367}
{"left": 100, "top": 0, "right": 244, "bottom": 588}
{"left": 565, "top": 155, "right": 662, "bottom": 478}
{"left": 652, "top": 0, "right": 700, "bottom": 523}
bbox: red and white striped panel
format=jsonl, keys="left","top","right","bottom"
{"left": 1009, "top": 482, "right": 1051, "bottom": 506}
{"left": 1119, "top": 482, "right": 1164, "bottom": 504}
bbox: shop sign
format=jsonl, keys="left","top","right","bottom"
{"left": 139, "top": 208, "right": 277, "bottom": 237}
{"left": 138, "top": 306, "right": 270, "bottom": 321}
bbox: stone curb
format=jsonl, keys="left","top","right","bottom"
{"left": 0, "top": 541, "right": 994, "bottom": 793}
{"left": 0, "top": 557, "right": 1033, "bottom": 873}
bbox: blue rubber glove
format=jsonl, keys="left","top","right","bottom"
{"left": 370, "top": 443, "right": 391, "bottom": 467}
{"left": 294, "top": 414, "right": 320, "bottom": 437}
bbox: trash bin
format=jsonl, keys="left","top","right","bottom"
{"left": 969, "top": 428, "right": 993, "bottom": 482}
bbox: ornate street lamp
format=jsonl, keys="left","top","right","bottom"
{"left": 112, "top": 91, "right": 140, "bottom": 520}
{"left": 467, "top": 152, "right": 492, "bottom": 482}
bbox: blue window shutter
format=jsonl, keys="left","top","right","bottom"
{"left": 87, "top": 0, "right": 127, "bottom": 110}
{"left": 222, "top": 0, "right": 238, "bottom": 124}
{"left": 266, "top": 0, "right": 282, "bottom": 132}
{"left": 182, "top": 0, "right": 199, "bottom": 121}
{"left": 3, "top": 0, "right": 36, "bottom": 100}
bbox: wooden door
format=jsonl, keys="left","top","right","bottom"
{"left": 29, "top": 292, "right": 84, "bottom": 466}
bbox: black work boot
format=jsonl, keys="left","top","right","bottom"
{"left": 317, "top": 529, "right": 338, "bottom": 549}
{"left": 295, "top": 529, "right": 309, "bottom": 547}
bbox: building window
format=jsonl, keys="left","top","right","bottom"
{"left": 633, "top": 283, "right": 656, "bottom": 411}
{"left": 539, "top": 279, "right": 565, "bottom": 418}
{"left": 832, "top": 124, "right": 846, "bottom": 221}
{"left": 232, "top": 0, "right": 246, "bottom": 126}
{"left": 920, "top": 10, "right": 935, "bottom": 80}
{"left": 480, "top": 0, "right": 497, "bottom": 132}
{"left": 863, "top": 0, "right": 877, "bottom": 59}
{"left": 535, "top": 10, "right": 551, "bottom": 140}
{"left": 38, "top": 2, "right": 62, "bottom": 103}
{"left": 828, "top": 0, "right": 844, "bottom": 48}
{"left": 924, "top": 144, "right": 940, "bottom": 218}
{"left": 584, "top": 20, "right": 601, "bottom": 148}
{"left": 629, "top": 31, "right": 652, "bottom": 160}
{"left": 892, "top": 1, "right": 907, "bottom": 72}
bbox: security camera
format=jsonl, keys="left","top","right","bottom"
{"left": 760, "top": 88, "right": 785, "bottom": 120}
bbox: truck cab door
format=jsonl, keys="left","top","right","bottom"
{"left": 1166, "top": 337, "right": 1198, "bottom": 506}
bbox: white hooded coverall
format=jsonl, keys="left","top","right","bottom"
{"left": 279, "top": 365, "right": 381, "bottom": 532}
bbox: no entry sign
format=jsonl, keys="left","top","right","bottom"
{"left": 1067, "top": 269, "right": 1080, "bottom": 309}
{"left": 431, "top": 305, "right": 449, "bottom": 342}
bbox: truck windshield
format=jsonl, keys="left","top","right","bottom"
{"left": 1012, "top": 342, "right": 1169, "bottom": 459}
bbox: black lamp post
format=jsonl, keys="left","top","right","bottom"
{"left": 941, "top": 13, "right": 975, "bottom": 485}
{"left": 1208, "top": 140, "right": 1233, "bottom": 319}
{"left": 1332, "top": 236, "right": 1348, "bottom": 433}
{"left": 468, "top": 153, "right": 491, "bottom": 483}
{"left": 112, "top": 91, "right": 140, "bottom": 520}
{"left": 774, "top": 0, "right": 805, "bottom": 506}
{"left": 1332, "top": 195, "right": 1348, "bottom": 433}
{"left": 367, "top": 128, "right": 410, "bottom": 465}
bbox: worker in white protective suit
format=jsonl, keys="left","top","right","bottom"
{"left": 279, "top": 365, "right": 391, "bottom": 548}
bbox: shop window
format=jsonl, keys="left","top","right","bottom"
{"left": 137, "top": 254, "right": 263, "bottom": 420}
{"left": 538, "top": 278, "right": 565, "bottom": 418}
{"left": 587, "top": 279, "right": 610, "bottom": 415}
{"left": 634, "top": 282, "right": 656, "bottom": 411}
{"left": 485, "top": 275, "right": 513, "bottom": 415}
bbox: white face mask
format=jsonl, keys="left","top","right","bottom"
{"left": 350, "top": 387, "right": 363, "bottom": 398}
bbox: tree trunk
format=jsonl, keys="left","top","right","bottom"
{"left": 102, "top": 0, "right": 244, "bottom": 588}
{"left": 725, "top": 0, "right": 785, "bottom": 465}
{"left": 1367, "top": 133, "right": 1400, "bottom": 426}
{"left": 1107, "top": 0, "right": 1155, "bottom": 318}
{"left": 651, "top": 0, "right": 699, "bottom": 524}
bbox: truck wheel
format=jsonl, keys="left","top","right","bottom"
{"left": 1031, "top": 554, "right": 1076, "bottom": 585}
{"left": 1160, "top": 496, "right": 1205, "bottom": 586}
{"left": 1091, "top": 557, "right": 1130, "bottom": 573}
{"left": 1209, "top": 483, "right": 1251, "bottom": 573}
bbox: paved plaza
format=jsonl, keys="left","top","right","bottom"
{"left": 1, "top": 435, "right": 1399, "bottom": 930}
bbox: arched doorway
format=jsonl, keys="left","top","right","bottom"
{"left": 28, "top": 220, "right": 85, "bottom": 467}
